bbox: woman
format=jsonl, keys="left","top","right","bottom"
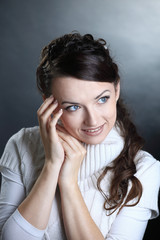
{"left": 0, "top": 33, "right": 160, "bottom": 240}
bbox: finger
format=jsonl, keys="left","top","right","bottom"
{"left": 48, "top": 109, "right": 63, "bottom": 130}
{"left": 56, "top": 124, "right": 68, "bottom": 134}
{"left": 56, "top": 125, "right": 76, "bottom": 139}
{"left": 60, "top": 137, "right": 86, "bottom": 164}
{"left": 38, "top": 100, "right": 59, "bottom": 139}
{"left": 60, "top": 139, "right": 72, "bottom": 156}
{"left": 38, "top": 100, "right": 58, "bottom": 125}
{"left": 37, "top": 95, "right": 54, "bottom": 116}
{"left": 57, "top": 130, "right": 85, "bottom": 153}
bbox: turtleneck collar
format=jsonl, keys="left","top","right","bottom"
{"left": 78, "top": 126, "right": 124, "bottom": 185}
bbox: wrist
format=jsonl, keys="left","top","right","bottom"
{"left": 43, "top": 161, "right": 62, "bottom": 174}
{"left": 59, "top": 179, "right": 79, "bottom": 193}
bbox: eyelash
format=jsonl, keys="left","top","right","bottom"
{"left": 98, "top": 96, "right": 110, "bottom": 104}
{"left": 65, "top": 96, "right": 110, "bottom": 112}
{"left": 65, "top": 105, "right": 80, "bottom": 112}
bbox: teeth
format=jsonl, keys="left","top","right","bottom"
{"left": 85, "top": 127, "right": 101, "bottom": 132}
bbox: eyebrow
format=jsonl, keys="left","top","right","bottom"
{"left": 95, "top": 89, "right": 110, "bottom": 100}
{"left": 61, "top": 89, "right": 110, "bottom": 105}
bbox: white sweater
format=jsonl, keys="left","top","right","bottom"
{"left": 0, "top": 126, "right": 160, "bottom": 240}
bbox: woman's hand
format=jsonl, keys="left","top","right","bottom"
{"left": 18, "top": 96, "right": 65, "bottom": 230}
{"left": 56, "top": 127, "right": 104, "bottom": 240}
{"left": 56, "top": 125, "right": 87, "bottom": 188}
{"left": 37, "top": 96, "right": 64, "bottom": 167}
{"left": 37, "top": 96, "right": 86, "bottom": 186}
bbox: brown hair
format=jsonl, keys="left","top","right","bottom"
{"left": 36, "top": 32, "right": 144, "bottom": 214}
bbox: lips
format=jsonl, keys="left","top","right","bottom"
{"left": 82, "top": 124, "right": 105, "bottom": 136}
{"left": 83, "top": 126, "right": 102, "bottom": 132}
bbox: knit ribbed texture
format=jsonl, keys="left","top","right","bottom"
{"left": 0, "top": 126, "right": 160, "bottom": 239}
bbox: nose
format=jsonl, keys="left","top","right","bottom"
{"left": 83, "top": 108, "right": 98, "bottom": 127}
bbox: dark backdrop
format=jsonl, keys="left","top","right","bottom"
{"left": 0, "top": 0, "right": 160, "bottom": 239}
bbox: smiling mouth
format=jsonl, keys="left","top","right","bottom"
{"left": 82, "top": 124, "right": 105, "bottom": 134}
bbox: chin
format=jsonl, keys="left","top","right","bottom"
{"left": 83, "top": 139, "right": 104, "bottom": 145}
{"left": 79, "top": 134, "right": 108, "bottom": 145}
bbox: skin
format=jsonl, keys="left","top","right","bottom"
{"left": 53, "top": 77, "right": 120, "bottom": 145}
{"left": 18, "top": 77, "right": 120, "bottom": 239}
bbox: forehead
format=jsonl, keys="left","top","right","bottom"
{"left": 52, "top": 77, "right": 114, "bottom": 100}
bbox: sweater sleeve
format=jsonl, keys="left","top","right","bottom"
{"left": 134, "top": 153, "right": 160, "bottom": 218}
{"left": 1, "top": 209, "right": 44, "bottom": 240}
{"left": 106, "top": 152, "right": 160, "bottom": 240}
{"left": 0, "top": 169, "right": 45, "bottom": 240}
{"left": 0, "top": 129, "right": 46, "bottom": 239}
{"left": 0, "top": 168, "right": 25, "bottom": 232}
{"left": 106, "top": 205, "right": 150, "bottom": 240}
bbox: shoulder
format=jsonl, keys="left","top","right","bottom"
{"left": 134, "top": 150, "right": 160, "bottom": 181}
{"left": 134, "top": 151, "right": 160, "bottom": 218}
{"left": 8, "top": 126, "right": 40, "bottom": 144}
{"left": 0, "top": 126, "right": 44, "bottom": 174}
{"left": 1, "top": 127, "right": 41, "bottom": 159}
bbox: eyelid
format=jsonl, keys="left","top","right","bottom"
{"left": 98, "top": 95, "right": 110, "bottom": 103}
{"left": 98, "top": 95, "right": 110, "bottom": 100}
{"left": 100, "top": 95, "right": 110, "bottom": 98}
{"left": 65, "top": 104, "right": 80, "bottom": 112}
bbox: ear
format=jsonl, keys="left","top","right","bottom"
{"left": 115, "top": 82, "right": 120, "bottom": 101}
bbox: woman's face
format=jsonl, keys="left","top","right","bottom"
{"left": 51, "top": 77, "right": 120, "bottom": 145}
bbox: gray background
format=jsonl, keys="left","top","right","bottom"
{"left": 0, "top": 0, "right": 160, "bottom": 238}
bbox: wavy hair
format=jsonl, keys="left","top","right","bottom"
{"left": 36, "top": 32, "right": 144, "bottom": 214}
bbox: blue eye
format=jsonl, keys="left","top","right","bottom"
{"left": 98, "top": 96, "right": 110, "bottom": 104}
{"left": 65, "top": 105, "right": 80, "bottom": 112}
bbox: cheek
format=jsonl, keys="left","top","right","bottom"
{"left": 103, "top": 101, "right": 117, "bottom": 120}
{"left": 61, "top": 113, "right": 80, "bottom": 131}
